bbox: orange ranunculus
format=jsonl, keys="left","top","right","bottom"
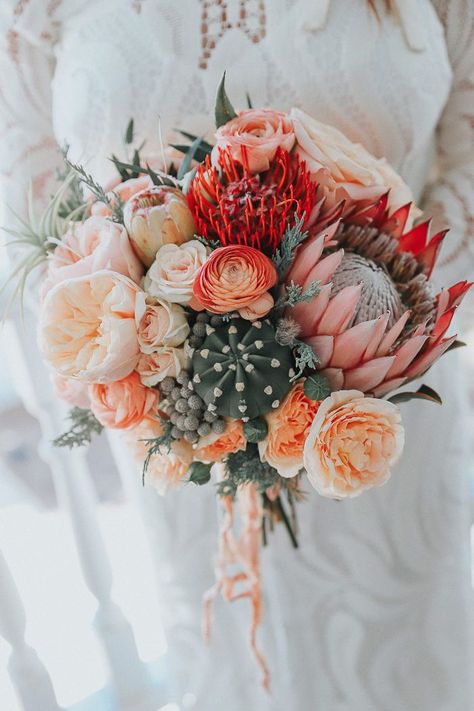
{"left": 89, "top": 372, "right": 159, "bottom": 429}
{"left": 194, "top": 419, "right": 246, "bottom": 463}
{"left": 192, "top": 245, "right": 277, "bottom": 319}
{"left": 303, "top": 390, "right": 405, "bottom": 499}
{"left": 258, "top": 381, "right": 320, "bottom": 478}
{"left": 211, "top": 109, "right": 295, "bottom": 174}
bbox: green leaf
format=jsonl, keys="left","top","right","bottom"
{"left": 169, "top": 143, "right": 212, "bottom": 164}
{"left": 177, "top": 136, "right": 206, "bottom": 180}
{"left": 388, "top": 384, "right": 442, "bottom": 406}
{"left": 214, "top": 71, "right": 237, "bottom": 128}
{"left": 124, "top": 118, "right": 134, "bottom": 145}
{"left": 176, "top": 130, "right": 214, "bottom": 153}
{"left": 246, "top": 92, "right": 253, "bottom": 109}
{"left": 304, "top": 374, "right": 331, "bottom": 401}
{"left": 188, "top": 461, "right": 212, "bottom": 486}
{"left": 243, "top": 417, "right": 268, "bottom": 443}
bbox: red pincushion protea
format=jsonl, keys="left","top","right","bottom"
{"left": 287, "top": 194, "right": 472, "bottom": 396}
{"left": 187, "top": 147, "right": 317, "bottom": 254}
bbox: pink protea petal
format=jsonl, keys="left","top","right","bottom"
{"left": 289, "top": 283, "right": 332, "bottom": 338}
{"left": 305, "top": 335, "right": 334, "bottom": 368}
{"left": 319, "top": 367, "right": 344, "bottom": 391}
{"left": 376, "top": 310, "right": 411, "bottom": 356}
{"left": 436, "top": 288, "right": 450, "bottom": 321}
{"left": 447, "top": 281, "right": 472, "bottom": 309}
{"left": 363, "top": 313, "right": 390, "bottom": 361}
{"left": 303, "top": 249, "right": 344, "bottom": 287}
{"left": 317, "top": 284, "right": 363, "bottom": 335}
{"left": 372, "top": 377, "right": 407, "bottom": 397}
{"left": 386, "top": 335, "right": 428, "bottom": 379}
{"left": 343, "top": 356, "right": 396, "bottom": 392}
{"left": 403, "top": 336, "right": 457, "bottom": 380}
{"left": 430, "top": 307, "right": 456, "bottom": 345}
{"left": 330, "top": 318, "right": 381, "bottom": 369}
{"left": 286, "top": 233, "right": 325, "bottom": 285}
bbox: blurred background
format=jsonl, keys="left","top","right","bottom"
{"left": 0, "top": 266, "right": 474, "bottom": 711}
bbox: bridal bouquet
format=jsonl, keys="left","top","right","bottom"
{"left": 8, "top": 77, "right": 470, "bottom": 687}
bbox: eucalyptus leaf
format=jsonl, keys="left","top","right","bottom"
{"left": 243, "top": 417, "right": 268, "bottom": 443}
{"left": 304, "top": 374, "right": 331, "bottom": 401}
{"left": 388, "top": 384, "right": 442, "bottom": 405}
{"left": 188, "top": 461, "right": 212, "bottom": 486}
{"left": 124, "top": 118, "right": 134, "bottom": 145}
{"left": 215, "top": 71, "right": 237, "bottom": 128}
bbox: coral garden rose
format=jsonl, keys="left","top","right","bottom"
{"left": 212, "top": 109, "right": 295, "bottom": 174}
{"left": 135, "top": 292, "right": 189, "bottom": 352}
{"left": 52, "top": 373, "right": 91, "bottom": 409}
{"left": 194, "top": 419, "right": 246, "bottom": 463}
{"left": 144, "top": 240, "right": 209, "bottom": 305}
{"left": 124, "top": 185, "right": 196, "bottom": 267}
{"left": 192, "top": 245, "right": 277, "bottom": 318}
{"left": 91, "top": 175, "right": 154, "bottom": 218}
{"left": 136, "top": 347, "right": 185, "bottom": 386}
{"left": 39, "top": 271, "right": 140, "bottom": 383}
{"left": 45, "top": 216, "right": 143, "bottom": 290}
{"left": 259, "top": 381, "right": 320, "bottom": 478}
{"left": 89, "top": 372, "right": 159, "bottom": 430}
{"left": 125, "top": 417, "right": 193, "bottom": 495}
{"left": 303, "top": 390, "right": 405, "bottom": 499}
{"left": 289, "top": 108, "right": 420, "bottom": 224}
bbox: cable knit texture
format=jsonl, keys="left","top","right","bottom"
{"left": 0, "top": 2, "right": 473, "bottom": 710}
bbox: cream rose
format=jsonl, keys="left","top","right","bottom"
{"left": 136, "top": 347, "right": 185, "bottom": 386}
{"left": 39, "top": 271, "right": 140, "bottom": 383}
{"left": 143, "top": 240, "right": 209, "bottom": 305}
{"left": 135, "top": 292, "right": 189, "bottom": 352}
{"left": 303, "top": 390, "right": 404, "bottom": 499}
{"left": 44, "top": 216, "right": 143, "bottom": 293}
{"left": 290, "top": 108, "right": 420, "bottom": 224}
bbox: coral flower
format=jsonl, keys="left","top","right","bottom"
{"left": 192, "top": 245, "right": 277, "bottom": 318}
{"left": 259, "top": 381, "right": 320, "bottom": 478}
{"left": 90, "top": 372, "right": 159, "bottom": 429}
{"left": 188, "top": 148, "right": 317, "bottom": 254}
{"left": 194, "top": 419, "right": 246, "bottom": 463}
{"left": 212, "top": 108, "right": 295, "bottom": 174}
{"left": 304, "top": 390, "right": 405, "bottom": 499}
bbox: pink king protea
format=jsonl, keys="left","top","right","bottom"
{"left": 287, "top": 195, "right": 471, "bottom": 396}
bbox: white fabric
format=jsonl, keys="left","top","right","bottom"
{"left": 0, "top": 1, "right": 473, "bottom": 709}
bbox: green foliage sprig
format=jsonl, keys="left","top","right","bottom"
{"left": 53, "top": 408, "right": 103, "bottom": 448}
{"left": 274, "top": 279, "right": 320, "bottom": 310}
{"left": 65, "top": 157, "right": 124, "bottom": 223}
{"left": 215, "top": 71, "right": 237, "bottom": 128}
{"left": 292, "top": 341, "right": 319, "bottom": 381}
{"left": 217, "top": 444, "right": 280, "bottom": 498}
{"left": 273, "top": 215, "right": 309, "bottom": 278}
{"left": 141, "top": 419, "right": 173, "bottom": 484}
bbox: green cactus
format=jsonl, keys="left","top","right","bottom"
{"left": 191, "top": 318, "right": 295, "bottom": 420}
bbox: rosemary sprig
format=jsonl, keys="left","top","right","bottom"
{"left": 65, "top": 157, "right": 124, "bottom": 222}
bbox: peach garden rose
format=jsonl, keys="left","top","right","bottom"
{"left": 136, "top": 347, "right": 186, "bottom": 386}
{"left": 52, "top": 373, "right": 91, "bottom": 410}
{"left": 192, "top": 245, "right": 277, "bottom": 319}
{"left": 91, "top": 174, "right": 154, "bottom": 218}
{"left": 39, "top": 271, "right": 140, "bottom": 383}
{"left": 125, "top": 417, "right": 193, "bottom": 496}
{"left": 194, "top": 419, "right": 246, "bottom": 463}
{"left": 212, "top": 109, "right": 295, "bottom": 174}
{"left": 259, "top": 381, "right": 320, "bottom": 478}
{"left": 45, "top": 215, "right": 144, "bottom": 291}
{"left": 89, "top": 372, "right": 159, "bottom": 429}
{"left": 303, "top": 390, "right": 405, "bottom": 499}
